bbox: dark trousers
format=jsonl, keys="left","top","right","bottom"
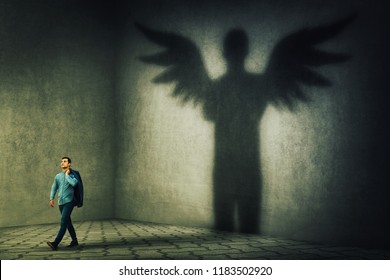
{"left": 54, "top": 202, "right": 77, "bottom": 244}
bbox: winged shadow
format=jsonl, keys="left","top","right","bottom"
{"left": 135, "top": 14, "right": 356, "bottom": 234}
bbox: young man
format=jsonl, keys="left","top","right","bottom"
{"left": 47, "top": 157, "right": 83, "bottom": 250}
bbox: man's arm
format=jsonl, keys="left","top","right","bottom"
{"left": 50, "top": 177, "right": 58, "bottom": 207}
{"left": 65, "top": 169, "right": 78, "bottom": 186}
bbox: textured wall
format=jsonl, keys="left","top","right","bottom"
{"left": 1, "top": 0, "right": 389, "bottom": 248}
{"left": 0, "top": 0, "right": 117, "bottom": 226}
{"left": 116, "top": 0, "right": 390, "bottom": 247}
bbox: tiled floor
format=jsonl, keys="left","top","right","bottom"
{"left": 1, "top": 219, "right": 390, "bottom": 260}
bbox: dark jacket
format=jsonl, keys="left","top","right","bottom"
{"left": 71, "top": 169, "right": 84, "bottom": 208}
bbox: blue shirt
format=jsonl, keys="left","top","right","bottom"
{"left": 50, "top": 171, "right": 79, "bottom": 205}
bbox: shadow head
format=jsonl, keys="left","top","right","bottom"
{"left": 223, "top": 28, "right": 249, "bottom": 68}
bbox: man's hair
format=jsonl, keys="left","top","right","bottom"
{"left": 62, "top": 156, "right": 71, "bottom": 164}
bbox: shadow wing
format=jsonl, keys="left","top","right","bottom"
{"left": 264, "top": 13, "right": 356, "bottom": 110}
{"left": 135, "top": 22, "right": 212, "bottom": 106}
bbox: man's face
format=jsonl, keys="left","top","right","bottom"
{"left": 60, "top": 158, "right": 71, "bottom": 170}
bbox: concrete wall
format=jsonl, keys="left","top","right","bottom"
{"left": 0, "top": 0, "right": 117, "bottom": 226}
{"left": 115, "top": 0, "right": 390, "bottom": 248}
{"left": 1, "top": 0, "right": 389, "bottom": 249}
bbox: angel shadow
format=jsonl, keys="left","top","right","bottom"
{"left": 135, "top": 14, "right": 355, "bottom": 234}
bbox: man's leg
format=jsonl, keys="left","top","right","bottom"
{"left": 54, "top": 202, "right": 75, "bottom": 246}
{"left": 66, "top": 215, "right": 78, "bottom": 247}
{"left": 67, "top": 216, "right": 77, "bottom": 240}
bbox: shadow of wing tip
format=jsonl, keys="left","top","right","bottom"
{"left": 134, "top": 21, "right": 143, "bottom": 28}
{"left": 338, "top": 12, "right": 358, "bottom": 28}
{"left": 336, "top": 53, "right": 352, "bottom": 63}
{"left": 137, "top": 55, "right": 148, "bottom": 62}
{"left": 134, "top": 21, "right": 150, "bottom": 34}
{"left": 347, "top": 12, "right": 358, "bottom": 21}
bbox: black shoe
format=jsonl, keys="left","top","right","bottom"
{"left": 67, "top": 239, "right": 79, "bottom": 248}
{"left": 47, "top": 241, "right": 58, "bottom": 251}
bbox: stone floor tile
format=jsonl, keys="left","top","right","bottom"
{"left": 1, "top": 219, "right": 390, "bottom": 260}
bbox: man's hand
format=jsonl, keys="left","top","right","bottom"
{"left": 65, "top": 169, "right": 71, "bottom": 175}
{"left": 50, "top": 200, "right": 54, "bottom": 208}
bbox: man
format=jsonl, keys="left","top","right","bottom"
{"left": 47, "top": 157, "right": 83, "bottom": 251}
